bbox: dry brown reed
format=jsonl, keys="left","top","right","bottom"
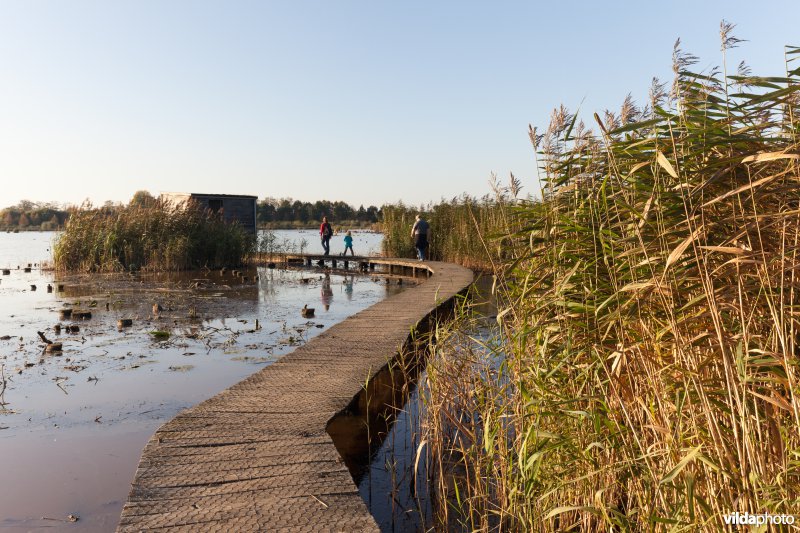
{"left": 381, "top": 182, "right": 521, "bottom": 270}
{"left": 53, "top": 200, "right": 254, "bottom": 272}
{"left": 414, "top": 36, "right": 800, "bottom": 531}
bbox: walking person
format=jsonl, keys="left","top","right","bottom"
{"left": 343, "top": 231, "right": 355, "bottom": 256}
{"left": 411, "top": 214, "right": 430, "bottom": 261}
{"left": 319, "top": 216, "right": 333, "bottom": 256}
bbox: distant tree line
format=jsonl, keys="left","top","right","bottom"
{"left": 0, "top": 193, "right": 384, "bottom": 230}
{"left": 256, "top": 197, "right": 381, "bottom": 227}
{"left": 0, "top": 200, "right": 69, "bottom": 231}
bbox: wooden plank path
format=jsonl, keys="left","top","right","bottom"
{"left": 274, "top": 253, "right": 436, "bottom": 278}
{"left": 118, "top": 259, "right": 473, "bottom": 532}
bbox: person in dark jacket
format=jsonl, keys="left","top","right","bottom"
{"left": 411, "top": 215, "right": 430, "bottom": 261}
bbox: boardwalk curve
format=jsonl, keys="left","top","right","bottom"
{"left": 118, "top": 259, "right": 473, "bottom": 532}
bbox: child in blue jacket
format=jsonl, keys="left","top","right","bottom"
{"left": 343, "top": 231, "right": 355, "bottom": 256}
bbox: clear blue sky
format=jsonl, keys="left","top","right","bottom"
{"left": 0, "top": 1, "right": 797, "bottom": 208}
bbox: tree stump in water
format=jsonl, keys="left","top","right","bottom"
{"left": 45, "top": 343, "right": 63, "bottom": 353}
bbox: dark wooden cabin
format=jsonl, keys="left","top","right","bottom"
{"left": 160, "top": 192, "right": 258, "bottom": 234}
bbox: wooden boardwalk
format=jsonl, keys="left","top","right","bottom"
{"left": 274, "top": 253, "right": 436, "bottom": 277}
{"left": 117, "top": 259, "right": 473, "bottom": 532}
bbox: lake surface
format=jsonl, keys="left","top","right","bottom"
{"left": 0, "top": 230, "right": 395, "bottom": 531}
{"left": 265, "top": 228, "right": 383, "bottom": 256}
{"left": 0, "top": 229, "right": 385, "bottom": 268}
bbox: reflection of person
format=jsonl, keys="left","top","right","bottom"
{"left": 344, "top": 274, "right": 354, "bottom": 301}
{"left": 411, "top": 215, "right": 430, "bottom": 261}
{"left": 321, "top": 273, "right": 333, "bottom": 311}
{"left": 320, "top": 216, "right": 333, "bottom": 256}
{"left": 343, "top": 231, "right": 354, "bottom": 256}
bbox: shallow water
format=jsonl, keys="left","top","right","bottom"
{"left": 267, "top": 228, "right": 383, "bottom": 256}
{"left": 355, "top": 275, "right": 496, "bottom": 532}
{"left": 0, "top": 229, "right": 385, "bottom": 268}
{"left": 0, "top": 231, "right": 399, "bottom": 531}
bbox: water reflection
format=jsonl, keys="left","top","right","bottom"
{"left": 343, "top": 274, "right": 354, "bottom": 301}
{"left": 321, "top": 273, "right": 333, "bottom": 310}
{"left": 353, "top": 276, "right": 495, "bottom": 531}
{"left": 0, "top": 262, "right": 405, "bottom": 531}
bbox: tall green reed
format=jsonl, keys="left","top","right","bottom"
{"left": 417, "top": 33, "right": 800, "bottom": 531}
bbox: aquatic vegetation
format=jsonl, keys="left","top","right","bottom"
{"left": 53, "top": 201, "right": 255, "bottom": 272}
{"left": 416, "top": 37, "right": 800, "bottom": 530}
{"left": 149, "top": 330, "right": 170, "bottom": 340}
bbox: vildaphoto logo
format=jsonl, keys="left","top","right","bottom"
{"left": 723, "top": 512, "right": 795, "bottom": 526}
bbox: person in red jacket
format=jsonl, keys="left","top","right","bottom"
{"left": 319, "top": 216, "right": 333, "bottom": 256}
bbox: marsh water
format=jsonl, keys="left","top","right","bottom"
{"left": 0, "top": 230, "right": 395, "bottom": 531}
{"left": 354, "top": 275, "right": 496, "bottom": 532}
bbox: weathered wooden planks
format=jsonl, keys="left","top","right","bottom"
{"left": 117, "top": 260, "right": 473, "bottom": 532}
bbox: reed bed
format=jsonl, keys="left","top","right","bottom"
{"left": 53, "top": 201, "right": 254, "bottom": 272}
{"left": 381, "top": 187, "right": 519, "bottom": 270}
{"left": 415, "top": 35, "right": 800, "bottom": 531}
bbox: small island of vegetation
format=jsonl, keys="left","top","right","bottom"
{"left": 53, "top": 200, "right": 254, "bottom": 272}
